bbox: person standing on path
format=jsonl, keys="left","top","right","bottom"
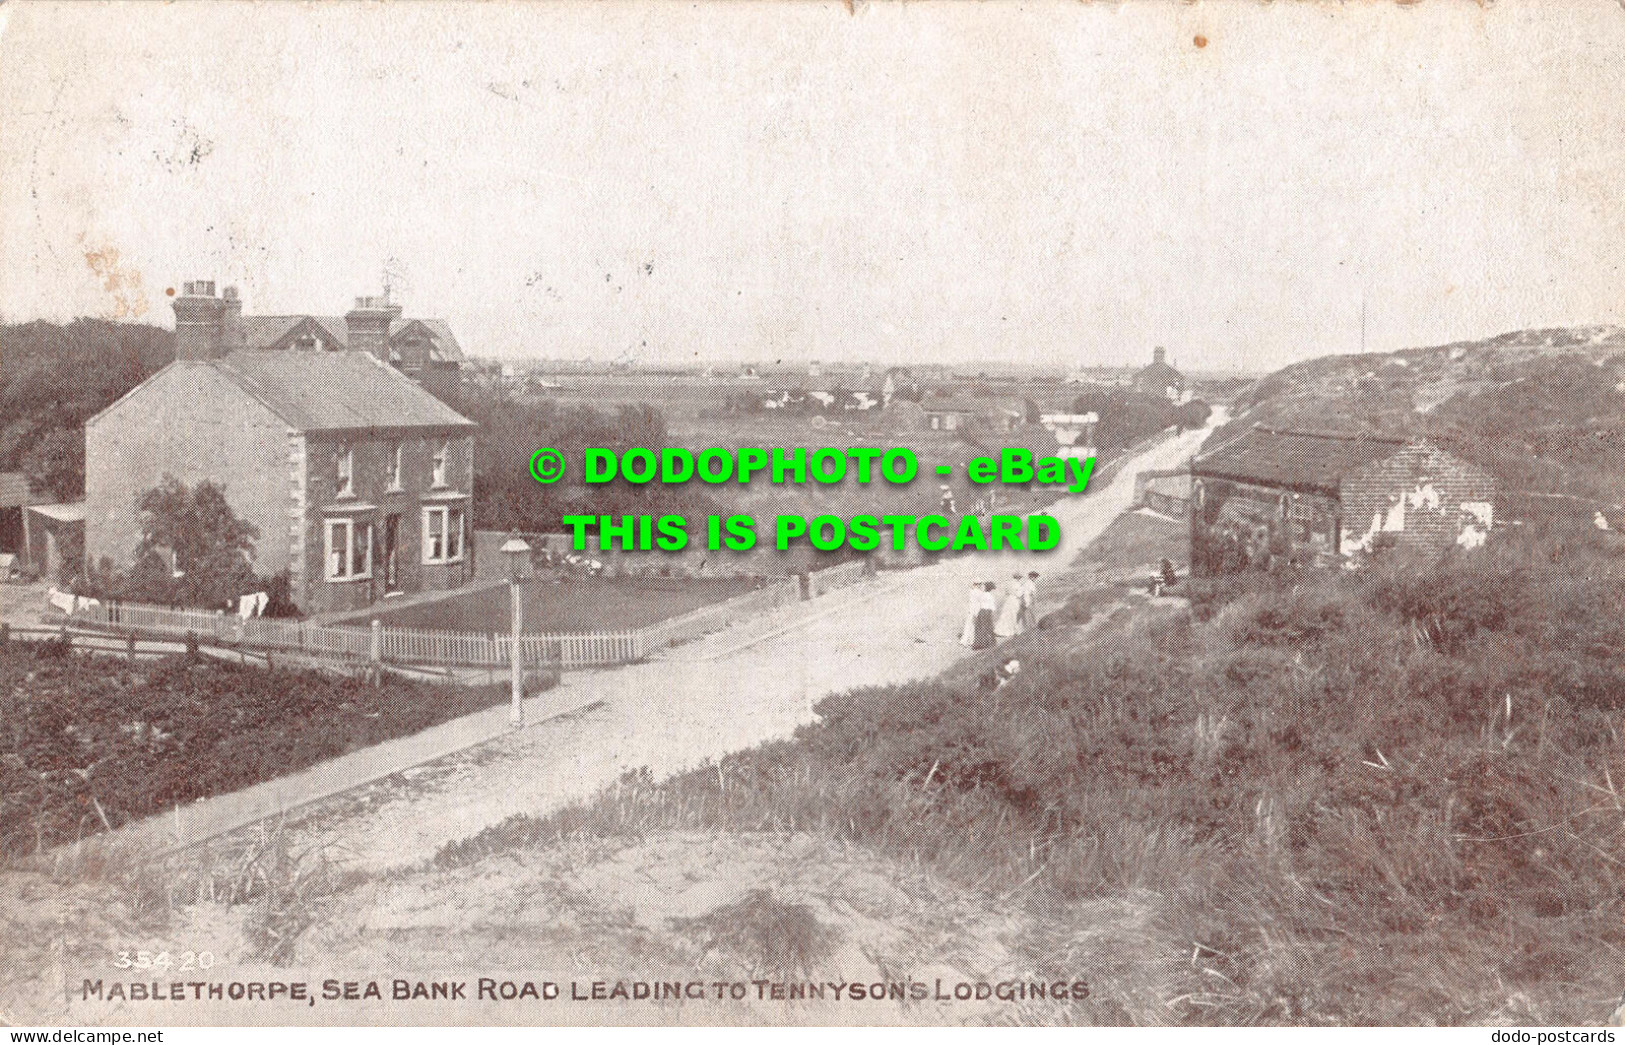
{"left": 960, "top": 582, "right": 983, "bottom": 647}
{"left": 1019, "top": 571, "right": 1039, "bottom": 630}
{"left": 994, "top": 573, "right": 1024, "bottom": 638}
{"left": 973, "top": 582, "right": 999, "bottom": 649}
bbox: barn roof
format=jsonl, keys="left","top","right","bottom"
{"left": 211, "top": 351, "right": 475, "bottom": 433}
{"left": 1192, "top": 426, "right": 1409, "bottom": 493}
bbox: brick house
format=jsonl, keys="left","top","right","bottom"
{"left": 84, "top": 284, "right": 478, "bottom": 615}
{"left": 1190, "top": 426, "right": 1496, "bottom": 572}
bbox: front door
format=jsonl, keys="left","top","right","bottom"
{"left": 383, "top": 513, "right": 400, "bottom": 593}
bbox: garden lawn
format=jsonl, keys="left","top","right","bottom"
{"left": 362, "top": 575, "right": 759, "bottom": 634}
{"left": 0, "top": 641, "right": 510, "bottom": 855}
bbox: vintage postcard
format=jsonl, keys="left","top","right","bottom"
{"left": 2, "top": 0, "right": 1624, "bottom": 1032}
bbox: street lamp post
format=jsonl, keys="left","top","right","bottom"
{"left": 500, "top": 535, "right": 531, "bottom": 728}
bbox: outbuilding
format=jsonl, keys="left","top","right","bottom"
{"left": 1190, "top": 426, "right": 1496, "bottom": 572}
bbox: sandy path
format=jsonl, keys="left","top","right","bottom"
{"left": 285, "top": 423, "right": 1218, "bottom": 871}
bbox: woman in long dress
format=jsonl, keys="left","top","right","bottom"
{"left": 972, "top": 582, "right": 999, "bottom": 649}
{"left": 994, "top": 574, "right": 1024, "bottom": 638}
{"left": 959, "top": 582, "right": 982, "bottom": 646}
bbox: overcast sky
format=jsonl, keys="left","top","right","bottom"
{"left": 2, "top": 0, "right": 1623, "bottom": 370}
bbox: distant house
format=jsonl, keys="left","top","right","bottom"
{"left": 1134, "top": 347, "right": 1184, "bottom": 401}
{"left": 86, "top": 335, "right": 477, "bottom": 615}
{"left": 1038, "top": 412, "right": 1098, "bottom": 458}
{"left": 1190, "top": 426, "right": 1496, "bottom": 571}
{"left": 919, "top": 396, "right": 1026, "bottom": 433}
{"left": 759, "top": 366, "right": 896, "bottom": 417}
{"left": 920, "top": 397, "right": 983, "bottom": 432}
{"left": 846, "top": 368, "right": 894, "bottom": 412}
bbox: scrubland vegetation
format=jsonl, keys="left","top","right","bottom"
{"left": 439, "top": 518, "right": 1625, "bottom": 1025}
{"left": 0, "top": 644, "right": 518, "bottom": 856}
{"left": 0, "top": 319, "right": 173, "bottom": 503}
{"left": 1224, "top": 325, "right": 1625, "bottom": 508}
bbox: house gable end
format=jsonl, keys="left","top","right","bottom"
{"left": 265, "top": 316, "right": 342, "bottom": 353}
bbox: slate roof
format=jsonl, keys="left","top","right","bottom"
{"left": 395, "top": 318, "right": 466, "bottom": 363}
{"left": 1192, "top": 426, "right": 1409, "bottom": 494}
{"left": 238, "top": 314, "right": 466, "bottom": 363}
{"left": 238, "top": 315, "right": 306, "bottom": 349}
{"left": 210, "top": 351, "right": 475, "bottom": 433}
{"left": 920, "top": 395, "right": 1026, "bottom": 419}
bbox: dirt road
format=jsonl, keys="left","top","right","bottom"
{"left": 273, "top": 422, "right": 1220, "bottom": 871}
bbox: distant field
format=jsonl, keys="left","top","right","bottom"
{"left": 540, "top": 376, "right": 745, "bottom": 418}
{"left": 366, "top": 575, "right": 758, "bottom": 634}
{"left": 668, "top": 414, "right": 1073, "bottom": 524}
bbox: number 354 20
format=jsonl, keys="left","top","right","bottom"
{"left": 112, "top": 950, "right": 215, "bottom": 971}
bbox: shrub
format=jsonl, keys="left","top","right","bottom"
{"left": 669, "top": 890, "right": 839, "bottom": 978}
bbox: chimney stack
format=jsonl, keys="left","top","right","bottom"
{"left": 1152, "top": 346, "right": 1167, "bottom": 366}
{"left": 219, "top": 286, "right": 244, "bottom": 354}
{"left": 173, "top": 280, "right": 223, "bottom": 361}
{"left": 345, "top": 294, "right": 401, "bottom": 363}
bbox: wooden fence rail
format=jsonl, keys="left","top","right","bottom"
{"left": 806, "top": 559, "right": 871, "bottom": 599}
{"left": 634, "top": 576, "right": 803, "bottom": 654}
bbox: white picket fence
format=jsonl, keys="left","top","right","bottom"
{"left": 70, "top": 601, "right": 638, "bottom": 670}
{"left": 67, "top": 574, "right": 802, "bottom": 671}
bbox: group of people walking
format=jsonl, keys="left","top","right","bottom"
{"left": 960, "top": 571, "right": 1039, "bottom": 650}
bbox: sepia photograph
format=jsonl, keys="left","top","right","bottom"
{"left": 2, "top": 0, "right": 1625, "bottom": 1032}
